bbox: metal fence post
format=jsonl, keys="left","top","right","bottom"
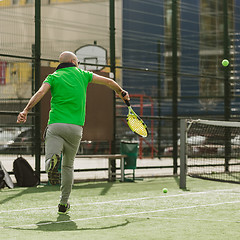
{"left": 223, "top": 0, "right": 230, "bottom": 172}
{"left": 110, "top": 0, "right": 116, "bottom": 179}
{"left": 157, "top": 40, "right": 162, "bottom": 159}
{"left": 172, "top": 0, "right": 178, "bottom": 174}
{"left": 223, "top": 0, "right": 230, "bottom": 122}
{"left": 180, "top": 119, "right": 187, "bottom": 189}
{"left": 34, "top": 0, "right": 41, "bottom": 180}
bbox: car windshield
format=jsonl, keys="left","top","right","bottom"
{"left": 0, "top": 127, "right": 31, "bottom": 145}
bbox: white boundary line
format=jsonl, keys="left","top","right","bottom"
{"left": 0, "top": 188, "right": 238, "bottom": 214}
{"left": 3, "top": 200, "right": 240, "bottom": 229}
{"left": 134, "top": 216, "right": 240, "bottom": 223}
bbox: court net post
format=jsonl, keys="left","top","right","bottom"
{"left": 180, "top": 118, "right": 187, "bottom": 189}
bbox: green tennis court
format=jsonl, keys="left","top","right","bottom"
{"left": 1, "top": 177, "right": 239, "bottom": 240}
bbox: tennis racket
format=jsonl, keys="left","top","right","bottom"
{"left": 121, "top": 92, "right": 148, "bottom": 138}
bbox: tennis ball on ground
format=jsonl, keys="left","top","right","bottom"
{"left": 163, "top": 188, "right": 168, "bottom": 193}
{"left": 222, "top": 59, "right": 229, "bottom": 67}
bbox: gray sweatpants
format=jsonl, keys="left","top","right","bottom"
{"left": 45, "top": 123, "right": 83, "bottom": 204}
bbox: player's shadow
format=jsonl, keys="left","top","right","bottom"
{"left": 36, "top": 215, "right": 78, "bottom": 231}
{"left": 13, "top": 215, "right": 130, "bottom": 231}
{"left": 37, "top": 216, "right": 130, "bottom": 231}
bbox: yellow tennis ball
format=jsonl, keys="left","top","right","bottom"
{"left": 222, "top": 59, "right": 229, "bottom": 67}
{"left": 163, "top": 188, "right": 168, "bottom": 193}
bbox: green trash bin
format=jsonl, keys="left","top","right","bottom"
{"left": 120, "top": 140, "right": 139, "bottom": 181}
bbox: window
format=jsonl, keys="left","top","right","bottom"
{"left": 164, "top": 0, "right": 181, "bottom": 98}
{"left": 199, "top": 0, "right": 234, "bottom": 109}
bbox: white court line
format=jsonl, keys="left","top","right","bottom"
{"left": 3, "top": 200, "right": 240, "bottom": 229}
{"left": 0, "top": 188, "right": 238, "bottom": 214}
{"left": 134, "top": 216, "right": 240, "bottom": 223}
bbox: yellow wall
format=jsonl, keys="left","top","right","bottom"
{"left": 5, "top": 62, "right": 32, "bottom": 84}
{"left": 0, "top": 0, "right": 11, "bottom": 7}
{"left": 50, "top": 0, "right": 73, "bottom": 3}
{"left": 0, "top": 0, "right": 75, "bottom": 7}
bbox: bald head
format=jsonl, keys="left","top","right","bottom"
{"left": 59, "top": 51, "right": 78, "bottom": 66}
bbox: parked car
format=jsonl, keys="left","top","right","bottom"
{"left": 0, "top": 128, "right": 35, "bottom": 155}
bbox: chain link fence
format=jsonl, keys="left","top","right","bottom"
{"left": 0, "top": 0, "right": 240, "bottom": 178}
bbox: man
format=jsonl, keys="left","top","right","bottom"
{"left": 17, "top": 51, "right": 129, "bottom": 214}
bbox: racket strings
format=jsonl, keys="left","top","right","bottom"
{"left": 127, "top": 115, "right": 148, "bottom": 137}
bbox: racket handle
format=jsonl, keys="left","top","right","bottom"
{"left": 121, "top": 91, "right": 130, "bottom": 106}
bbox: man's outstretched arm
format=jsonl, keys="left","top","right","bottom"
{"left": 91, "top": 73, "right": 130, "bottom": 102}
{"left": 17, "top": 83, "right": 50, "bottom": 123}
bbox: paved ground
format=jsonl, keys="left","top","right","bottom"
{"left": 0, "top": 155, "right": 177, "bottom": 183}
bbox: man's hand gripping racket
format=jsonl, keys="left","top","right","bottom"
{"left": 121, "top": 91, "right": 148, "bottom": 138}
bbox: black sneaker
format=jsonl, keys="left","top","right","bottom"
{"left": 47, "top": 154, "right": 61, "bottom": 185}
{"left": 58, "top": 203, "right": 70, "bottom": 214}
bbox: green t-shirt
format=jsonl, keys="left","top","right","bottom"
{"left": 43, "top": 66, "right": 93, "bottom": 126}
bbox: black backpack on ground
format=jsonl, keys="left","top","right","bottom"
{"left": 13, "top": 157, "right": 39, "bottom": 187}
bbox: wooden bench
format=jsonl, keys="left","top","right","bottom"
{"left": 75, "top": 154, "right": 127, "bottom": 182}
